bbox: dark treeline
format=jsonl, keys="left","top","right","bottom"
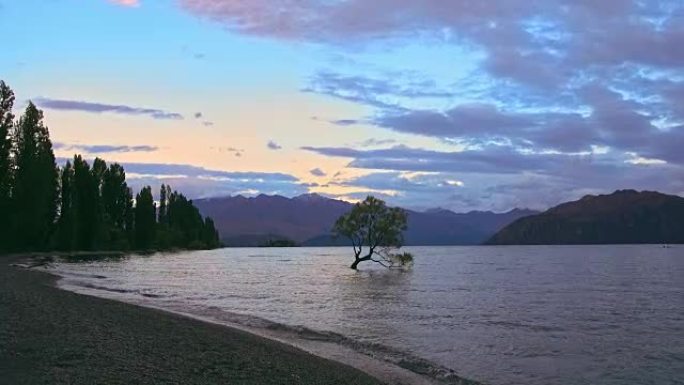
{"left": 0, "top": 81, "right": 219, "bottom": 254}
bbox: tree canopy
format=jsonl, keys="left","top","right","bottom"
{"left": 0, "top": 81, "right": 16, "bottom": 251}
{"left": 333, "top": 196, "right": 413, "bottom": 270}
{"left": 0, "top": 81, "right": 220, "bottom": 254}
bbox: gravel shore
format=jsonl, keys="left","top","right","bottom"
{"left": 0, "top": 256, "right": 383, "bottom": 385}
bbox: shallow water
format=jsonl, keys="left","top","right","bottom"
{"left": 49, "top": 245, "right": 684, "bottom": 385}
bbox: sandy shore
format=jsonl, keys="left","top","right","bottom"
{"left": 0, "top": 255, "right": 384, "bottom": 385}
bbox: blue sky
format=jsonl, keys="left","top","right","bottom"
{"left": 2, "top": 0, "right": 683, "bottom": 211}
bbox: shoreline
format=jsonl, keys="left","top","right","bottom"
{"left": 2, "top": 254, "right": 482, "bottom": 385}
{"left": 1, "top": 255, "right": 382, "bottom": 385}
{"left": 54, "top": 278, "right": 446, "bottom": 385}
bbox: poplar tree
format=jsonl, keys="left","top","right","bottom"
{"left": 0, "top": 81, "right": 15, "bottom": 251}
{"left": 102, "top": 163, "right": 132, "bottom": 248}
{"left": 72, "top": 155, "right": 99, "bottom": 250}
{"left": 11, "top": 102, "right": 58, "bottom": 250}
{"left": 56, "top": 161, "right": 75, "bottom": 251}
{"left": 158, "top": 184, "right": 168, "bottom": 224}
{"left": 0, "top": 80, "right": 220, "bottom": 253}
{"left": 135, "top": 186, "right": 156, "bottom": 249}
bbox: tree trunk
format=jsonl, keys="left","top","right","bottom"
{"left": 350, "top": 254, "right": 372, "bottom": 270}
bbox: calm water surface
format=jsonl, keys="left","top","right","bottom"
{"left": 50, "top": 246, "right": 684, "bottom": 385}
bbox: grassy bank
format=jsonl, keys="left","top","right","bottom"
{"left": 0, "top": 256, "right": 383, "bottom": 385}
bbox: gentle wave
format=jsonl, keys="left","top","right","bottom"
{"left": 43, "top": 246, "right": 684, "bottom": 385}
{"left": 54, "top": 272, "right": 478, "bottom": 385}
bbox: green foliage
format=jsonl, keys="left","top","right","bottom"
{"left": 72, "top": 155, "right": 100, "bottom": 250}
{"left": 101, "top": 162, "right": 132, "bottom": 247}
{"left": 56, "top": 161, "right": 75, "bottom": 251}
{"left": 0, "top": 81, "right": 15, "bottom": 252}
{"left": 158, "top": 184, "right": 169, "bottom": 225}
{"left": 11, "top": 102, "right": 58, "bottom": 251}
{"left": 202, "top": 217, "right": 220, "bottom": 249}
{"left": 135, "top": 186, "right": 156, "bottom": 250}
{"left": 0, "top": 81, "right": 220, "bottom": 254}
{"left": 383, "top": 250, "right": 414, "bottom": 268}
{"left": 333, "top": 196, "right": 411, "bottom": 269}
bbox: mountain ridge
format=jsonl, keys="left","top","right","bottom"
{"left": 193, "top": 194, "right": 537, "bottom": 246}
{"left": 487, "top": 189, "right": 684, "bottom": 245}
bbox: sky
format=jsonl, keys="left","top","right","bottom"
{"left": 1, "top": 0, "right": 683, "bottom": 212}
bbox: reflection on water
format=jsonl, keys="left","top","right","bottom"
{"left": 49, "top": 246, "right": 684, "bottom": 385}
{"left": 58, "top": 253, "right": 129, "bottom": 263}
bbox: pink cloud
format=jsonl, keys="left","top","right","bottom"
{"left": 109, "top": 0, "right": 140, "bottom": 7}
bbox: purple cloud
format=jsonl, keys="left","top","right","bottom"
{"left": 179, "top": 1, "right": 683, "bottom": 85}
{"left": 309, "top": 168, "right": 326, "bottom": 177}
{"left": 54, "top": 143, "right": 158, "bottom": 153}
{"left": 267, "top": 140, "right": 283, "bottom": 150}
{"left": 56, "top": 157, "right": 306, "bottom": 199}
{"left": 35, "top": 98, "right": 184, "bottom": 120}
{"left": 302, "top": 144, "right": 603, "bottom": 175}
{"left": 303, "top": 144, "right": 684, "bottom": 211}
{"left": 109, "top": 0, "right": 139, "bottom": 7}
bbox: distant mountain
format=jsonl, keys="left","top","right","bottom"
{"left": 487, "top": 190, "right": 684, "bottom": 245}
{"left": 193, "top": 194, "right": 537, "bottom": 246}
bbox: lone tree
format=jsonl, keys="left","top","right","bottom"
{"left": 333, "top": 196, "right": 413, "bottom": 270}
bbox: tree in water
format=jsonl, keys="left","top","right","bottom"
{"left": 0, "top": 81, "right": 15, "bottom": 251}
{"left": 11, "top": 102, "right": 58, "bottom": 250}
{"left": 333, "top": 196, "right": 413, "bottom": 270}
{"left": 135, "top": 186, "right": 156, "bottom": 250}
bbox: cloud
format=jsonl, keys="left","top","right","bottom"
{"left": 122, "top": 162, "right": 298, "bottom": 182}
{"left": 184, "top": 1, "right": 684, "bottom": 158}
{"left": 309, "top": 168, "right": 326, "bottom": 177}
{"left": 57, "top": 158, "right": 306, "bottom": 199}
{"left": 34, "top": 98, "right": 184, "bottom": 120}
{"left": 213, "top": 146, "right": 244, "bottom": 157}
{"left": 54, "top": 143, "right": 158, "bottom": 154}
{"left": 331, "top": 119, "right": 360, "bottom": 126}
{"left": 304, "top": 144, "right": 684, "bottom": 211}
{"left": 123, "top": 163, "right": 304, "bottom": 199}
{"left": 194, "top": 112, "right": 203, "bottom": 119}
{"left": 302, "top": 144, "right": 610, "bottom": 175}
{"left": 179, "top": 1, "right": 683, "bottom": 78}
{"left": 267, "top": 140, "right": 282, "bottom": 150}
{"left": 376, "top": 103, "right": 534, "bottom": 139}
{"left": 172, "top": 1, "right": 684, "bottom": 209}
{"left": 303, "top": 72, "right": 454, "bottom": 110}
{"left": 359, "top": 138, "right": 397, "bottom": 147}
{"left": 109, "top": 0, "right": 139, "bottom": 7}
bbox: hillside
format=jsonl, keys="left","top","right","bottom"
{"left": 487, "top": 190, "right": 684, "bottom": 245}
{"left": 194, "top": 194, "right": 537, "bottom": 246}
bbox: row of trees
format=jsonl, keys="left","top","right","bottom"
{"left": 0, "top": 81, "right": 219, "bottom": 253}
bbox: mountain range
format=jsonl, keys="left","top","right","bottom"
{"left": 487, "top": 190, "right": 684, "bottom": 245}
{"left": 193, "top": 193, "right": 538, "bottom": 246}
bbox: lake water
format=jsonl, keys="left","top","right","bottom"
{"left": 47, "top": 246, "right": 684, "bottom": 385}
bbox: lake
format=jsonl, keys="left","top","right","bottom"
{"left": 47, "top": 245, "right": 684, "bottom": 385}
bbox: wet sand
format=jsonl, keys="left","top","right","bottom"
{"left": 0, "top": 256, "right": 383, "bottom": 385}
